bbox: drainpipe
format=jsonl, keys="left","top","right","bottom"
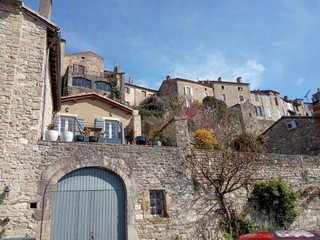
{"left": 41, "top": 31, "right": 60, "bottom": 140}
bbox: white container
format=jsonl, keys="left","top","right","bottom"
{"left": 60, "top": 131, "right": 74, "bottom": 142}
{"left": 45, "top": 130, "right": 59, "bottom": 141}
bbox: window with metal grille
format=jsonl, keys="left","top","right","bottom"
{"left": 95, "top": 81, "right": 111, "bottom": 91}
{"left": 150, "top": 191, "right": 164, "bottom": 217}
{"left": 72, "top": 77, "right": 91, "bottom": 89}
{"left": 239, "top": 95, "right": 244, "bottom": 101}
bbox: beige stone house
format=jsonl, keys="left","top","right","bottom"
{"left": 56, "top": 93, "right": 141, "bottom": 143}
{"left": 124, "top": 81, "right": 157, "bottom": 106}
{"left": 158, "top": 77, "right": 214, "bottom": 107}
{"left": 199, "top": 77, "right": 251, "bottom": 107}
{"left": 250, "top": 90, "right": 286, "bottom": 122}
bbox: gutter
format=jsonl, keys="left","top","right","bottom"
{"left": 40, "top": 31, "right": 60, "bottom": 140}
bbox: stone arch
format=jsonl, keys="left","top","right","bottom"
{"left": 38, "top": 155, "right": 138, "bottom": 240}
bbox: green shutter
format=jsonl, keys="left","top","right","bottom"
{"left": 53, "top": 114, "right": 60, "bottom": 131}
{"left": 75, "top": 117, "right": 85, "bottom": 135}
{"left": 95, "top": 118, "right": 105, "bottom": 135}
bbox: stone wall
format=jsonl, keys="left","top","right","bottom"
{"left": 1, "top": 138, "right": 320, "bottom": 239}
{"left": 63, "top": 52, "right": 104, "bottom": 77}
{"left": 263, "top": 117, "right": 320, "bottom": 155}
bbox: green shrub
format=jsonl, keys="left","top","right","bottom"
{"left": 251, "top": 178, "right": 298, "bottom": 228}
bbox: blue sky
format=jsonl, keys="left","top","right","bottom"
{"left": 24, "top": 0, "right": 320, "bottom": 101}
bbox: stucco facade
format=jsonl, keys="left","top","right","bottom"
{"left": 124, "top": 83, "right": 157, "bottom": 106}
{"left": 56, "top": 93, "right": 141, "bottom": 141}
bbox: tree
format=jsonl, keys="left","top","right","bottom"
{"left": 190, "top": 141, "right": 261, "bottom": 237}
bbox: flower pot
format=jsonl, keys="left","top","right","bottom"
{"left": 60, "top": 131, "right": 74, "bottom": 142}
{"left": 135, "top": 136, "right": 146, "bottom": 145}
{"left": 74, "top": 135, "right": 85, "bottom": 142}
{"left": 89, "top": 136, "right": 99, "bottom": 142}
{"left": 153, "top": 141, "right": 162, "bottom": 146}
{"left": 45, "top": 130, "right": 59, "bottom": 141}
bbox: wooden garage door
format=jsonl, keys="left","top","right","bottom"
{"left": 50, "top": 168, "right": 125, "bottom": 240}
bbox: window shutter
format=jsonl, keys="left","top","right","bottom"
{"left": 184, "top": 86, "right": 187, "bottom": 95}
{"left": 53, "top": 114, "right": 60, "bottom": 131}
{"left": 118, "top": 121, "right": 124, "bottom": 144}
{"left": 190, "top": 87, "right": 193, "bottom": 96}
{"left": 75, "top": 117, "right": 85, "bottom": 135}
{"left": 95, "top": 118, "right": 105, "bottom": 135}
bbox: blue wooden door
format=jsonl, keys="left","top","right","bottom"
{"left": 50, "top": 168, "right": 125, "bottom": 240}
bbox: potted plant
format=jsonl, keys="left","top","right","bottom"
{"left": 60, "top": 126, "right": 74, "bottom": 142}
{"left": 45, "top": 123, "right": 59, "bottom": 141}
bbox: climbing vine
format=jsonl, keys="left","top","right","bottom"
{"left": 251, "top": 178, "right": 299, "bottom": 228}
{"left": 109, "top": 75, "right": 122, "bottom": 102}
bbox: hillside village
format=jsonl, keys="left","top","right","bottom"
{"left": 1, "top": 0, "right": 320, "bottom": 240}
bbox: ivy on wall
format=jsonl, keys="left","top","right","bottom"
{"left": 251, "top": 178, "right": 299, "bottom": 228}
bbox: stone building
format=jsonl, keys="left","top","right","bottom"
{"left": 1, "top": 1, "right": 320, "bottom": 240}
{"left": 124, "top": 80, "right": 157, "bottom": 106}
{"left": 262, "top": 116, "right": 320, "bottom": 155}
{"left": 158, "top": 77, "right": 214, "bottom": 107}
{"left": 61, "top": 51, "right": 126, "bottom": 102}
{"left": 199, "top": 77, "right": 251, "bottom": 107}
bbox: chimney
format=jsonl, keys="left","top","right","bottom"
{"left": 284, "top": 95, "right": 289, "bottom": 101}
{"left": 166, "top": 75, "right": 171, "bottom": 81}
{"left": 236, "top": 77, "right": 242, "bottom": 83}
{"left": 39, "top": 0, "right": 52, "bottom": 20}
{"left": 114, "top": 66, "right": 120, "bottom": 73}
{"left": 129, "top": 77, "right": 133, "bottom": 84}
{"left": 218, "top": 77, "right": 222, "bottom": 81}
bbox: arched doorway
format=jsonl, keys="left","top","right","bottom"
{"left": 50, "top": 168, "right": 125, "bottom": 240}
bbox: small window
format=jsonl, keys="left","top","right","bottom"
{"left": 263, "top": 95, "right": 269, "bottom": 104}
{"left": 221, "top": 86, "right": 224, "bottom": 90}
{"left": 277, "top": 109, "right": 281, "bottom": 119}
{"left": 72, "top": 77, "right": 91, "bottom": 89}
{"left": 184, "top": 86, "right": 193, "bottom": 95}
{"left": 76, "top": 65, "right": 85, "bottom": 74}
{"left": 150, "top": 190, "right": 165, "bottom": 218}
{"left": 125, "top": 87, "right": 130, "bottom": 94}
{"left": 254, "top": 93, "right": 260, "bottom": 102}
{"left": 256, "top": 106, "right": 264, "bottom": 116}
{"left": 95, "top": 81, "right": 111, "bottom": 91}
{"left": 274, "top": 97, "right": 279, "bottom": 106}
{"left": 266, "top": 107, "right": 271, "bottom": 118}
{"left": 142, "top": 91, "right": 146, "bottom": 97}
{"left": 239, "top": 95, "right": 244, "bottom": 101}
{"left": 221, "top": 94, "right": 226, "bottom": 101}
{"left": 238, "top": 87, "right": 243, "bottom": 91}
{"left": 185, "top": 99, "right": 192, "bottom": 108}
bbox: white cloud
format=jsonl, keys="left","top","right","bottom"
{"left": 167, "top": 50, "right": 266, "bottom": 89}
{"left": 295, "top": 77, "right": 305, "bottom": 85}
